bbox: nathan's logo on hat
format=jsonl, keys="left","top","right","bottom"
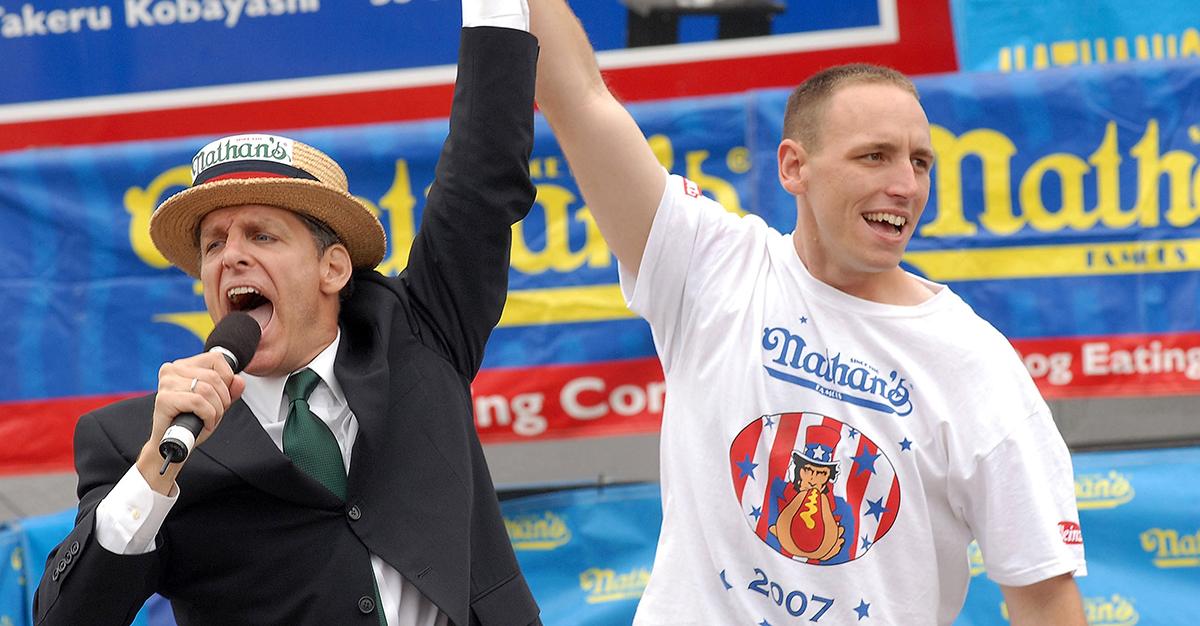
{"left": 150, "top": 133, "right": 386, "bottom": 278}
{"left": 190, "top": 135, "right": 301, "bottom": 183}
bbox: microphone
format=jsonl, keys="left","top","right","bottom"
{"left": 158, "top": 312, "right": 261, "bottom": 474}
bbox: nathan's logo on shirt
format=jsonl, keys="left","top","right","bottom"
{"left": 761, "top": 326, "right": 914, "bottom": 416}
{"left": 1140, "top": 527, "right": 1200, "bottom": 568}
{"left": 191, "top": 134, "right": 293, "bottom": 179}
{"left": 579, "top": 566, "right": 650, "bottom": 603}
{"left": 681, "top": 177, "right": 702, "bottom": 198}
{"left": 729, "top": 412, "right": 902, "bottom": 566}
{"left": 1075, "top": 470, "right": 1135, "bottom": 510}
{"left": 504, "top": 511, "right": 572, "bottom": 551}
{"left": 1058, "top": 521, "right": 1084, "bottom": 545}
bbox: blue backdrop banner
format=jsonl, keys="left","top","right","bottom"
{"left": 3, "top": 57, "right": 1200, "bottom": 468}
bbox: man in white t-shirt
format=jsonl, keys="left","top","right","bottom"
{"left": 530, "top": 1, "right": 1087, "bottom": 624}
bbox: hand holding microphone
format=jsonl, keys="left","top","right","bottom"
{"left": 155, "top": 312, "right": 261, "bottom": 475}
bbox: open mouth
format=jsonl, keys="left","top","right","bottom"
{"left": 863, "top": 212, "right": 906, "bottom": 236}
{"left": 227, "top": 286, "right": 273, "bottom": 331}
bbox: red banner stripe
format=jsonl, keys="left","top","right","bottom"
{"left": 0, "top": 392, "right": 143, "bottom": 476}
{"left": 1011, "top": 332, "right": 1200, "bottom": 399}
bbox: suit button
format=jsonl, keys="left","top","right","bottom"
{"left": 347, "top": 505, "right": 362, "bottom": 521}
{"left": 56, "top": 560, "right": 67, "bottom": 573}
{"left": 64, "top": 552, "right": 73, "bottom": 565}
{"left": 69, "top": 541, "right": 80, "bottom": 555}
{"left": 51, "top": 570, "right": 60, "bottom": 582}
{"left": 357, "top": 595, "right": 375, "bottom": 614}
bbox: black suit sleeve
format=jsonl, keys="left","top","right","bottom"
{"left": 34, "top": 410, "right": 164, "bottom": 626}
{"left": 401, "top": 26, "right": 538, "bottom": 379}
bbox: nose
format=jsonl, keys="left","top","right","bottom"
{"left": 885, "top": 161, "right": 921, "bottom": 200}
{"left": 220, "top": 236, "right": 253, "bottom": 269}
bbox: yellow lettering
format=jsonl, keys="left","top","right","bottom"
{"left": 1020, "top": 153, "right": 1093, "bottom": 231}
{"left": 649, "top": 133, "right": 746, "bottom": 215}
{"left": 1090, "top": 122, "right": 1130, "bottom": 226}
{"left": 1183, "top": 28, "right": 1200, "bottom": 58}
{"left": 510, "top": 184, "right": 611, "bottom": 274}
{"left": 686, "top": 149, "right": 746, "bottom": 216}
{"left": 1079, "top": 39, "right": 1093, "bottom": 65}
{"left": 1050, "top": 41, "right": 1079, "bottom": 67}
{"left": 1114, "top": 37, "right": 1131, "bottom": 62}
{"left": 372, "top": 159, "right": 418, "bottom": 276}
{"left": 924, "top": 126, "right": 1017, "bottom": 237}
{"left": 1033, "top": 43, "right": 1050, "bottom": 69}
{"left": 154, "top": 312, "right": 213, "bottom": 342}
{"left": 125, "top": 166, "right": 191, "bottom": 269}
{"left": 1136, "top": 35, "right": 1151, "bottom": 60}
{"left": 1132, "top": 120, "right": 1195, "bottom": 228}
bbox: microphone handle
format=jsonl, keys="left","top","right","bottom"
{"left": 157, "top": 350, "right": 239, "bottom": 474}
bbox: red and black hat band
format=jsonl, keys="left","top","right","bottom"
{"left": 193, "top": 160, "right": 319, "bottom": 186}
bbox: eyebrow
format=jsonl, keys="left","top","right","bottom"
{"left": 200, "top": 215, "right": 290, "bottom": 240}
{"left": 854, "top": 140, "right": 936, "bottom": 161}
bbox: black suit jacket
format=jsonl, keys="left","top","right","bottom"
{"left": 34, "top": 27, "right": 541, "bottom": 626}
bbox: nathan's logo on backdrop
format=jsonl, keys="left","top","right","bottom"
{"left": 579, "top": 566, "right": 649, "bottom": 604}
{"left": 1140, "top": 527, "right": 1200, "bottom": 568}
{"left": 729, "top": 413, "right": 901, "bottom": 565}
{"left": 191, "top": 134, "right": 293, "bottom": 178}
{"left": 1076, "top": 470, "right": 1135, "bottom": 509}
{"left": 1083, "top": 594, "right": 1140, "bottom": 626}
{"left": 761, "top": 325, "right": 914, "bottom": 416}
{"left": 505, "top": 511, "right": 572, "bottom": 551}
{"left": 907, "top": 119, "right": 1200, "bottom": 283}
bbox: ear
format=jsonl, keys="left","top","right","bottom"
{"left": 778, "top": 138, "right": 809, "bottom": 196}
{"left": 319, "top": 243, "right": 353, "bottom": 296}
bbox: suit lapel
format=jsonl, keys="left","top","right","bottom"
{"left": 334, "top": 322, "right": 394, "bottom": 492}
{"left": 198, "top": 401, "right": 342, "bottom": 508}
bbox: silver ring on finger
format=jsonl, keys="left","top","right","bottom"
{"left": 189, "top": 377, "right": 199, "bottom": 393}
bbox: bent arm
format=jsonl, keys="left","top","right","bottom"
{"left": 1000, "top": 573, "right": 1086, "bottom": 626}
{"left": 35, "top": 410, "right": 164, "bottom": 626}
{"left": 530, "top": 0, "right": 665, "bottom": 273}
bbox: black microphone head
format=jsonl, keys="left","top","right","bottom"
{"left": 204, "top": 312, "right": 261, "bottom": 373}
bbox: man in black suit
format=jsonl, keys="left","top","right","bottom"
{"left": 33, "top": 2, "right": 541, "bottom": 624}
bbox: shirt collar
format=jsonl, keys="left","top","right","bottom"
{"left": 241, "top": 330, "right": 344, "bottom": 423}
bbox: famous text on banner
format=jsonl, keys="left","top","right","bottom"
{"left": 950, "top": 0, "right": 1200, "bottom": 73}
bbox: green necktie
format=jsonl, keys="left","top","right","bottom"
{"left": 283, "top": 369, "right": 387, "bottom": 625}
{"left": 283, "top": 369, "right": 347, "bottom": 499}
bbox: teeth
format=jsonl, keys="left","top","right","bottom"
{"left": 865, "top": 212, "right": 907, "bottom": 227}
{"left": 227, "top": 286, "right": 260, "bottom": 300}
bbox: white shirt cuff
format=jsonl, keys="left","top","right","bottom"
{"left": 94, "top": 466, "right": 179, "bottom": 554}
{"left": 462, "top": 0, "right": 529, "bottom": 31}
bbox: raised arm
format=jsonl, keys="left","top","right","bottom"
{"left": 530, "top": 0, "right": 666, "bottom": 274}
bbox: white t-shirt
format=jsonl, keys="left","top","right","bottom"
{"left": 621, "top": 175, "right": 1086, "bottom": 626}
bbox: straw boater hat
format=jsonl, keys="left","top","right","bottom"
{"left": 150, "top": 133, "right": 386, "bottom": 278}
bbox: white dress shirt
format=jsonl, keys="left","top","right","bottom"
{"left": 96, "top": 332, "right": 447, "bottom": 626}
